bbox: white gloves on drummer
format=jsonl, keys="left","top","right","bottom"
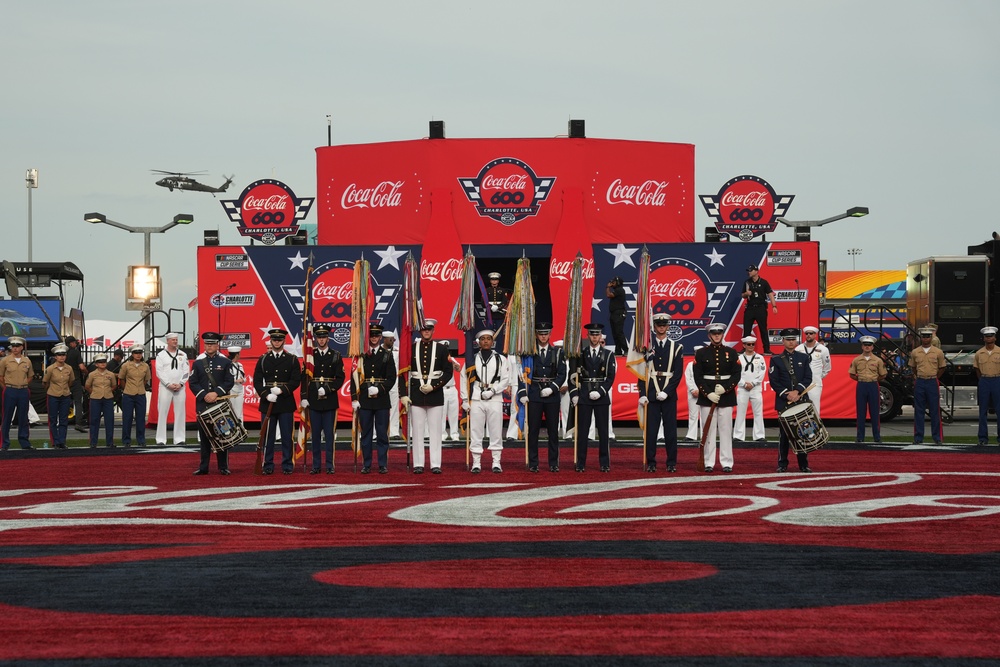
{"left": 300, "top": 399, "right": 309, "bottom": 409}
{"left": 707, "top": 392, "right": 721, "bottom": 404}
{"left": 419, "top": 383, "right": 433, "bottom": 394}
{"left": 317, "top": 386, "right": 326, "bottom": 397}
{"left": 656, "top": 391, "right": 668, "bottom": 401}
{"left": 266, "top": 393, "right": 278, "bottom": 403}
{"left": 589, "top": 390, "right": 601, "bottom": 401}
{"left": 540, "top": 387, "right": 553, "bottom": 398}
{"left": 270, "top": 387, "right": 282, "bottom": 396}
{"left": 638, "top": 396, "right": 649, "bottom": 406}
{"left": 714, "top": 384, "right": 725, "bottom": 395}
{"left": 367, "top": 386, "right": 379, "bottom": 397}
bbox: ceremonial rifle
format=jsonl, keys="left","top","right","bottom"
{"left": 254, "top": 402, "right": 274, "bottom": 476}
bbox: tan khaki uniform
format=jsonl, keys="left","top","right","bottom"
{"left": 43, "top": 363, "right": 74, "bottom": 396}
{"left": 909, "top": 346, "right": 946, "bottom": 378}
{"left": 119, "top": 361, "right": 151, "bottom": 395}
{"left": 974, "top": 346, "right": 1000, "bottom": 377}
{"left": 0, "top": 356, "right": 34, "bottom": 388}
{"left": 86, "top": 369, "right": 117, "bottom": 400}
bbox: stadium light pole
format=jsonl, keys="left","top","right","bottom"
{"left": 848, "top": 247, "right": 862, "bottom": 270}
{"left": 26, "top": 169, "right": 38, "bottom": 262}
{"left": 776, "top": 206, "right": 869, "bottom": 242}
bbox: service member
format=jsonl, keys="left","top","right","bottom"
{"left": 301, "top": 324, "right": 346, "bottom": 473}
{"left": 638, "top": 313, "right": 684, "bottom": 473}
{"left": 848, "top": 335, "right": 887, "bottom": 444}
{"left": 462, "top": 329, "right": 511, "bottom": 473}
{"left": 742, "top": 264, "right": 777, "bottom": 348}
{"left": 351, "top": 323, "right": 395, "bottom": 474}
{"left": 683, "top": 355, "right": 701, "bottom": 442}
{"left": 795, "top": 326, "right": 832, "bottom": 415}
{"left": 606, "top": 276, "right": 628, "bottom": 356}
{"left": 0, "top": 337, "right": 34, "bottom": 450}
{"left": 515, "top": 323, "right": 565, "bottom": 472}
{"left": 65, "top": 336, "right": 88, "bottom": 431}
{"left": 909, "top": 327, "right": 946, "bottom": 444}
{"left": 768, "top": 328, "right": 814, "bottom": 472}
{"left": 381, "top": 330, "right": 401, "bottom": 439}
{"left": 190, "top": 332, "right": 236, "bottom": 475}
{"left": 155, "top": 332, "right": 189, "bottom": 446}
{"left": 400, "top": 319, "right": 452, "bottom": 474}
{"left": 973, "top": 326, "right": 1000, "bottom": 446}
{"left": 693, "top": 323, "right": 740, "bottom": 472}
{"left": 571, "top": 323, "right": 616, "bottom": 472}
{"left": 85, "top": 354, "right": 117, "bottom": 448}
{"left": 119, "top": 344, "right": 151, "bottom": 448}
{"left": 733, "top": 335, "right": 767, "bottom": 444}
{"left": 42, "top": 343, "right": 73, "bottom": 449}
{"left": 253, "top": 328, "right": 302, "bottom": 474}
{"left": 226, "top": 346, "right": 246, "bottom": 423}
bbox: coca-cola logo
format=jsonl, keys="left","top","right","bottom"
{"left": 305, "top": 265, "right": 375, "bottom": 348}
{"left": 340, "top": 181, "right": 404, "bottom": 210}
{"left": 699, "top": 175, "right": 793, "bottom": 241}
{"left": 421, "top": 258, "right": 463, "bottom": 282}
{"left": 550, "top": 256, "right": 595, "bottom": 281}
{"left": 458, "top": 157, "right": 556, "bottom": 226}
{"left": 646, "top": 259, "right": 724, "bottom": 338}
{"left": 605, "top": 179, "right": 669, "bottom": 207}
{"left": 221, "top": 179, "right": 313, "bottom": 245}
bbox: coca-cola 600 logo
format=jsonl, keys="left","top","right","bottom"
{"left": 458, "top": 157, "right": 555, "bottom": 226}
{"left": 699, "top": 175, "right": 793, "bottom": 242}
{"left": 306, "top": 261, "right": 376, "bottom": 348}
{"left": 222, "top": 179, "right": 314, "bottom": 245}
{"left": 648, "top": 257, "right": 733, "bottom": 338}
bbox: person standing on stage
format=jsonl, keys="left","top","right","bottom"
{"left": 64, "top": 335, "right": 88, "bottom": 432}
{"left": 733, "top": 335, "right": 767, "bottom": 444}
{"left": 155, "top": 332, "right": 188, "bottom": 446}
{"left": 226, "top": 346, "right": 246, "bottom": 423}
{"left": 741, "top": 264, "right": 777, "bottom": 348}
{"left": 693, "top": 323, "right": 740, "bottom": 473}
{"left": 769, "top": 328, "right": 814, "bottom": 472}
{"left": 352, "top": 323, "right": 395, "bottom": 474}
{"left": 796, "top": 326, "right": 832, "bottom": 415}
{"left": 639, "top": 313, "right": 684, "bottom": 473}
{"left": 0, "top": 337, "right": 34, "bottom": 450}
{"left": 461, "top": 329, "right": 510, "bottom": 473}
{"left": 399, "top": 319, "right": 451, "bottom": 474}
{"left": 301, "top": 324, "right": 345, "bottom": 474}
{"left": 381, "top": 330, "right": 402, "bottom": 439}
{"left": 909, "top": 326, "right": 946, "bottom": 445}
{"left": 253, "top": 328, "right": 302, "bottom": 474}
{"left": 190, "top": 332, "right": 236, "bottom": 475}
{"left": 571, "top": 323, "right": 616, "bottom": 472}
{"left": 42, "top": 343, "right": 73, "bottom": 449}
{"left": 85, "top": 354, "right": 117, "bottom": 448}
{"left": 485, "top": 271, "right": 510, "bottom": 326}
{"left": 119, "top": 344, "right": 151, "bottom": 448}
{"left": 516, "top": 322, "right": 566, "bottom": 473}
{"left": 974, "top": 326, "right": 1000, "bottom": 446}
{"left": 848, "top": 335, "right": 887, "bottom": 444}
{"left": 606, "top": 276, "right": 628, "bottom": 356}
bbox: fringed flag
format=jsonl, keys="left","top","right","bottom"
{"left": 450, "top": 248, "right": 480, "bottom": 332}
{"left": 562, "top": 253, "right": 585, "bottom": 360}
{"left": 399, "top": 252, "right": 423, "bottom": 443}
{"left": 348, "top": 258, "right": 371, "bottom": 359}
{"left": 294, "top": 253, "right": 315, "bottom": 464}
{"left": 626, "top": 245, "right": 652, "bottom": 380}
{"left": 506, "top": 257, "right": 536, "bottom": 445}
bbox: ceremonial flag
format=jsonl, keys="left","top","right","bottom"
{"left": 626, "top": 246, "right": 652, "bottom": 380}
{"left": 294, "top": 253, "right": 315, "bottom": 464}
{"left": 399, "top": 252, "right": 423, "bottom": 442}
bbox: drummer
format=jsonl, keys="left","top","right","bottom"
{"left": 768, "top": 327, "right": 814, "bottom": 473}
{"left": 189, "top": 331, "right": 236, "bottom": 476}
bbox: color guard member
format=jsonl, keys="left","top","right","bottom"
{"left": 42, "top": 343, "right": 73, "bottom": 449}
{"left": 848, "top": 335, "right": 887, "bottom": 444}
{"left": 742, "top": 264, "right": 777, "bottom": 348}
{"left": 639, "top": 313, "right": 684, "bottom": 473}
{"left": 909, "top": 327, "right": 946, "bottom": 444}
{"left": 190, "top": 332, "right": 236, "bottom": 475}
{"left": 400, "top": 319, "right": 452, "bottom": 474}
{"left": 301, "top": 324, "right": 346, "bottom": 474}
{"left": 85, "top": 354, "right": 117, "bottom": 448}
{"left": 226, "top": 346, "right": 246, "bottom": 423}
{"left": 694, "top": 323, "right": 740, "bottom": 472}
{"left": 796, "top": 326, "right": 832, "bottom": 415}
{"left": 683, "top": 354, "right": 701, "bottom": 442}
{"left": 517, "top": 322, "right": 566, "bottom": 473}
{"left": 351, "top": 323, "right": 395, "bottom": 474}
{"left": 381, "top": 330, "right": 402, "bottom": 439}
{"left": 769, "top": 328, "right": 813, "bottom": 472}
{"left": 973, "top": 326, "right": 1000, "bottom": 446}
{"left": 461, "top": 329, "right": 510, "bottom": 473}
{"left": 155, "top": 332, "right": 189, "bottom": 446}
{"left": 119, "top": 344, "right": 151, "bottom": 448}
{"left": 253, "top": 328, "right": 302, "bottom": 474}
{"left": 0, "top": 337, "right": 34, "bottom": 450}
{"left": 733, "top": 335, "right": 767, "bottom": 444}
{"left": 571, "top": 323, "right": 616, "bottom": 472}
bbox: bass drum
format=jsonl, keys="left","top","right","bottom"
{"left": 778, "top": 401, "right": 829, "bottom": 454}
{"left": 198, "top": 400, "right": 248, "bottom": 452}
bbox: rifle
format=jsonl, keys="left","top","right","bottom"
{"left": 697, "top": 403, "right": 715, "bottom": 473}
{"left": 254, "top": 402, "right": 275, "bottom": 476}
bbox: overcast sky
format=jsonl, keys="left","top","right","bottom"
{"left": 3, "top": 0, "right": 997, "bottom": 330}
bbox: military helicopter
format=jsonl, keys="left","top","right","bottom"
{"left": 153, "top": 171, "right": 234, "bottom": 195}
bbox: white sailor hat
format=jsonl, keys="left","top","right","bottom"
{"left": 918, "top": 327, "right": 935, "bottom": 336}
{"left": 164, "top": 332, "right": 180, "bottom": 340}
{"left": 382, "top": 329, "right": 397, "bottom": 339}
{"left": 706, "top": 323, "right": 726, "bottom": 333}
{"left": 982, "top": 326, "right": 998, "bottom": 336}
{"left": 740, "top": 336, "right": 757, "bottom": 344}
{"left": 476, "top": 329, "right": 495, "bottom": 340}
{"left": 227, "top": 345, "right": 242, "bottom": 354}
{"left": 860, "top": 335, "right": 876, "bottom": 344}
{"left": 803, "top": 326, "right": 819, "bottom": 334}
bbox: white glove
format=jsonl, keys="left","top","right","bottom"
{"left": 589, "top": 390, "right": 601, "bottom": 401}
{"left": 352, "top": 400, "right": 361, "bottom": 411}
{"left": 714, "top": 384, "right": 725, "bottom": 395}
{"left": 656, "top": 391, "right": 668, "bottom": 401}
{"left": 571, "top": 396, "right": 579, "bottom": 405}
{"left": 540, "top": 387, "right": 553, "bottom": 398}
{"left": 367, "top": 386, "right": 378, "bottom": 397}
{"left": 520, "top": 396, "right": 529, "bottom": 405}
{"left": 266, "top": 393, "right": 278, "bottom": 403}
{"left": 419, "top": 383, "right": 433, "bottom": 394}
{"left": 400, "top": 396, "right": 411, "bottom": 409}
{"left": 638, "top": 396, "right": 649, "bottom": 406}
{"left": 481, "top": 389, "right": 494, "bottom": 400}
{"left": 317, "top": 386, "right": 326, "bottom": 397}
{"left": 707, "top": 392, "right": 720, "bottom": 404}
{"left": 462, "top": 401, "right": 470, "bottom": 411}
{"left": 491, "top": 304, "right": 499, "bottom": 312}
{"left": 300, "top": 399, "right": 309, "bottom": 409}
{"left": 270, "top": 386, "right": 282, "bottom": 396}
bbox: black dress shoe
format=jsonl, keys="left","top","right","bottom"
{"left": 528, "top": 466, "right": 539, "bottom": 473}
{"left": 549, "top": 465, "right": 560, "bottom": 473}
{"left": 645, "top": 464, "right": 656, "bottom": 473}
{"left": 378, "top": 466, "right": 388, "bottom": 474}
{"left": 575, "top": 467, "right": 585, "bottom": 473}
{"left": 799, "top": 466, "right": 813, "bottom": 473}
{"left": 263, "top": 468, "right": 274, "bottom": 476}
{"left": 74, "top": 426, "right": 87, "bottom": 433}
{"left": 282, "top": 469, "right": 293, "bottom": 475}
{"left": 193, "top": 469, "right": 208, "bottom": 476}
{"left": 776, "top": 466, "right": 787, "bottom": 472}
{"left": 704, "top": 466, "right": 713, "bottom": 473}
{"left": 431, "top": 467, "right": 441, "bottom": 474}
{"left": 361, "top": 466, "right": 371, "bottom": 474}
{"left": 667, "top": 465, "right": 676, "bottom": 473}
{"left": 22, "top": 445, "right": 35, "bottom": 450}
{"left": 755, "top": 439, "right": 768, "bottom": 444}
{"left": 219, "top": 469, "right": 231, "bottom": 475}
{"left": 600, "top": 466, "right": 610, "bottom": 473}
{"left": 309, "top": 468, "right": 321, "bottom": 474}
{"left": 723, "top": 466, "right": 732, "bottom": 473}
{"left": 492, "top": 466, "right": 502, "bottom": 474}
{"left": 413, "top": 466, "right": 424, "bottom": 474}
{"left": 326, "top": 469, "right": 335, "bottom": 474}
{"left": 471, "top": 466, "right": 481, "bottom": 474}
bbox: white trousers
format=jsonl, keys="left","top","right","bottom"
{"left": 560, "top": 390, "right": 570, "bottom": 437}
{"left": 156, "top": 386, "right": 187, "bottom": 445}
{"left": 506, "top": 398, "right": 520, "bottom": 438}
{"left": 733, "top": 388, "right": 765, "bottom": 441}
{"left": 805, "top": 382, "right": 824, "bottom": 416}
{"left": 388, "top": 383, "right": 400, "bottom": 437}
{"left": 685, "top": 392, "right": 701, "bottom": 440}
{"left": 471, "top": 400, "right": 504, "bottom": 466}
{"left": 231, "top": 384, "right": 245, "bottom": 422}
{"left": 442, "top": 386, "right": 460, "bottom": 440}
{"left": 700, "top": 405, "right": 733, "bottom": 468}
{"left": 410, "top": 404, "right": 443, "bottom": 469}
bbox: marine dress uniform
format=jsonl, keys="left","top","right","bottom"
{"left": 848, "top": 335, "right": 887, "bottom": 443}
{"left": 973, "top": 326, "right": 1000, "bottom": 446}
{"left": 638, "top": 313, "right": 684, "bottom": 472}
{"left": 400, "top": 319, "right": 452, "bottom": 473}
{"left": 301, "top": 324, "right": 346, "bottom": 473}
{"left": 516, "top": 323, "right": 567, "bottom": 472}
{"left": 909, "top": 327, "right": 946, "bottom": 444}
{"left": 42, "top": 344, "right": 74, "bottom": 449}
{"left": 768, "top": 328, "right": 814, "bottom": 472}
{"left": 253, "top": 328, "right": 302, "bottom": 474}
{"left": 351, "top": 323, "right": 395, "bottom": 473}
{"left": 190, "top": 332, "right": 236, "bottom": 475}
{"left": 85, "top": 356, "right": 117, "bottom": 448}
{"left": 693, "top": 323, "right": 740, "bottom": 472}
{"left": 571, "top": 323, "right": 616, "bottom": 472}
{"left": 119, "top": 344, "right": 152, "bottom": 447}
{"left": 0, "top": 337, "right": 34, "bottom": 450}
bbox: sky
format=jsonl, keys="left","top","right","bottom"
{"left": 3, "top": 0, "right": 998, "bottom": 332}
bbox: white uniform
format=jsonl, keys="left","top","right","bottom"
{"left": 683, "top": 360, "right": 701, "bottom": 441}
{"left": 795, "top": 341, "right": 832, "bottom": 414}
{"left": 733, "top": 351, "right": 767, "bottom": 442}
{"left": 230, "top": 360, "right": 246, "bottom": 422}
{"left": 441, "top": 371, "right": 460, "bottom": 441}
{"left": 505, "top": 353, "right": 523, "bottom": 440}
{"left": 461, "top": 351, "right": 510, "bottom": 470}
{"left": 387, "top": 345, "right": 400, "bottom": 437}
{"left": 155, "top": 346, "right": 189, "bottom": 445}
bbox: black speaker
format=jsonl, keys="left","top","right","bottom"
{"left": 203, "top": 230, "right": 220, "bottom": 246}
{"left": 794, "top": 227, "right": 812, "bottom": 242}
{"left": 286, "top": 230, "right": 309, "bottom": 246}
{"left": 705, "top": 226, "right": 721, "bottom": 243}
{"left": 429, "top": 120, "right": 445, "bottom": 139}
{"left": 568, "top": 119, "right": 586, "bottom": 138}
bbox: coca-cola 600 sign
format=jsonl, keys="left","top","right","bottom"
{"left": 222, "top": 179, "right": 314, "bottom": 245}
{"left": 699, "top": 175, "right": 794, "bottom": 242}
{"left": 458, "top": 157, "right": 556, "bottom": 226}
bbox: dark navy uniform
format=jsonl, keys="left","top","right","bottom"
{"left": 302, "top": 324, "right": 346, "bottom": 473}
{"left": 517, "top": 324, "right": 567, "bottom": 471}
{"left": 769, "top": 330, "right": 814, "bottom": 471}
{"left": 350, "top": 324, "right": 396, "bottom": 471}
{"left": 639, "top": 320, "right": 684, "bottom": 471}
{"left": 253, "top": 329, "right": 302, "bottom": 474}
{"left": 571, "top": 323, "right": 616, "bottom": 472}
{"left": 190, "top": 332, "right": 236, "bottom": 475}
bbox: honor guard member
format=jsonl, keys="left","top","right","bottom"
{"left": 461, "top": 329, "right": 511, "bottom": 473}
{"left": 769, "top": 328, "right": 814, "bottom": 472}
{"left": 516, "top": 322, "right": 566, "bottom": 472}
{"left": 85, "top": 354, "right": 117, "bottom": 448}
{"left": 683, "top": 354, "right": 701, "bottom": 442}
{"left": 253, "top": 328, "right": 302, "bottom": 474}
{"left": 909, "top": 326, "right": 946, "bottom": 444}
{"left": 0, "top": 337, "right": 34, "bottom": 450}
{"left": 571, "top": 323, "right": 616, "bottom": 472}
{"left": 155, "top": 332, "right": 189, "bottom": 446}
{"left": 301, "top": 324, "right": 345, "bottom": 474}
{"left": 484, "top": 272, "right": 510, "bottom": 346}
{"left": 848, "top": 335, "right": 887, "bottom": 444}
{"left": 226, "top": 346, "right": 246, "bottom": 423}
{"left": 733, "top": 335, "right": 767, "bottom": 444}
{"left": 693, "top": 323, "right": 740, "bottom": 472}
{"left": 741, "top": 265, "right": 777, "bottom": 349}
{"left": 796, "top": 326, "right": 832, "bottom": 415}
{"left": 119, "top": 344, "right": 151, "bottom": 448}
{"left": 42, "top": 344, "right": 73, "bottom": 449}
{"left": 351, "top": 323, "right": 395, "bottom": 474}
{"left": 399, "top": 319, "right": 452, "bottom": 474}
{"left": 190, "top": 332, "right": 236, "bottom": 475}
{"left": 381, "top": 330, "right": 402, "bottom": 439}
{"left": 639, "top": 313, "right": 685, "bottom": 473}
{"left": 974, "top": 326, "right": 1000, "bottom": 446}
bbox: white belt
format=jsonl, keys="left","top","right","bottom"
{"left": 702, "top": 375, "right": 731, "bottom": 380}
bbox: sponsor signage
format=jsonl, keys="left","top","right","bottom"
{"left": 215, "top": 253, "right": 249, "bottom": 270}
{"left": 458, "top": 157, "right": 556, "bottom": 226}
{"left": 210, "top": 294, "right": 256, "bottom": 307}
{"left": 221, "top": 179, "right": 314, "bottom": 245}
{"left": 767, "top": 249, "right": 802, "bottom": 265}
{"left": 700, "top": 175, "right": 794, "bottom": 241}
